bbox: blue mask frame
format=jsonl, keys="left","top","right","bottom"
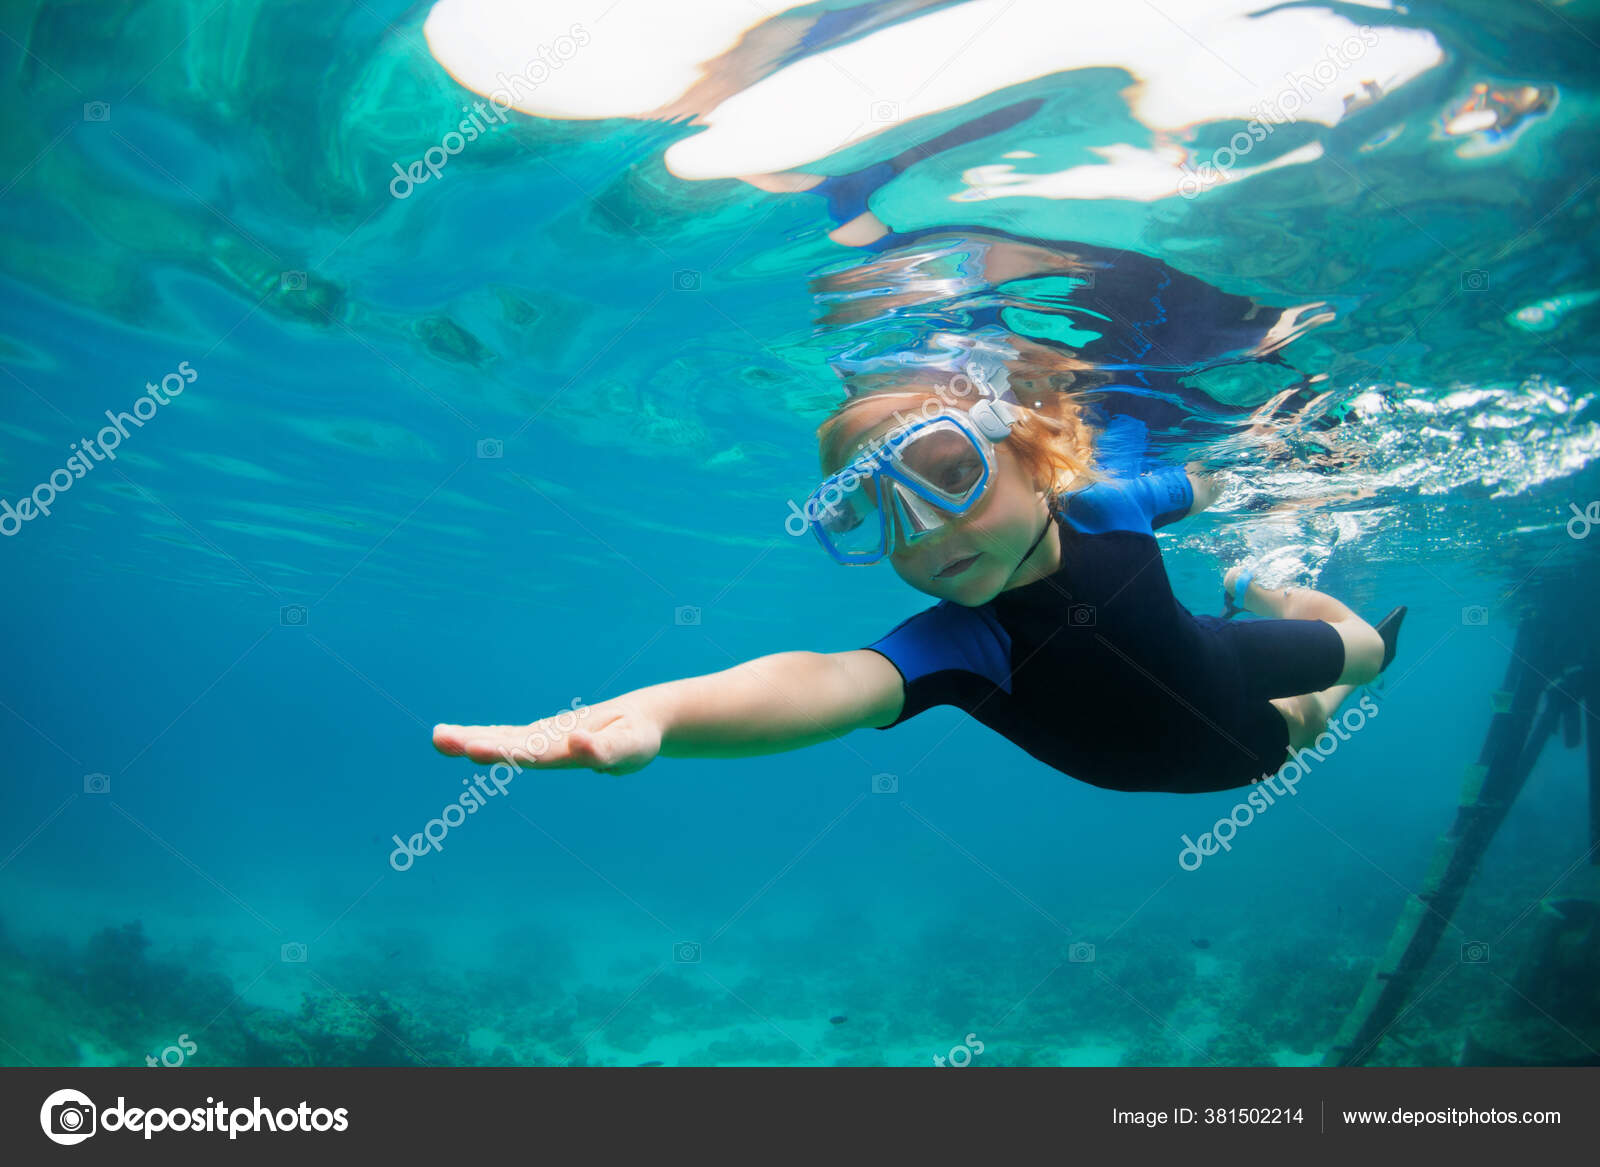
{"left": 801, "top": 399, "right": 1019, "bottom": 565}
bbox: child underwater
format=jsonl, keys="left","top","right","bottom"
{"left": 433, "top": 381, "right": 1405, "bottom": 795}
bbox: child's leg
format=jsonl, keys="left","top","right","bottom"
{"left": 1270, "top": 685, "right": 1363, "bottom": 752}
{"left": 1223, "top": 565, "right": 1384, "bottom": 686}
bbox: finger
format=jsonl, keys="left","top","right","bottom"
{"left": 523, "top": 728, "right": 614, "bottom": 772}
{"left": 568, "top": 726, "right": 650, "bottom": 775}
{"left": 566, "top": 728, "right": 631, "bottom": 772}
{"left": 459, "top": 730, "right": 564, "bottom": 766}
{"left": 459, "top": 718, "right": 604, "bottom": 768}
{"left": 434, "top": 723, "right": 530, "bottom": 755}
{"left": 433, "top": 723, "right": 471, "bottom": 755}
{"left": 466, "top": 728, "right": 608, "bottom": 773}
{"left": 443, "top": 718, "right": 566, "bottom": 761}
{"left": 463, "top": 735, "right": 598, "bottom": 770}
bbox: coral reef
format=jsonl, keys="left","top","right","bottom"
{"left": 0, "top": 884, "right": 1585, "bottom": 1068}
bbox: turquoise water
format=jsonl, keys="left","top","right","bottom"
{"left": 1, "top": 0, "right": 1598, "bottom": 1068}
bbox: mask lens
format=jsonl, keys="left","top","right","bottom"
{"left": 898, "top": 425, "right": 986, "bottom": 500}
{"left": 810, "top": 474, "right": 884, "bottom": 558}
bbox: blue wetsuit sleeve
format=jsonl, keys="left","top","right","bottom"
{"left": 1135, "top": 463, "right": 1195, "bottom": 530}
{"left": 1092, "top": 412, "right": 1150, "bottom": 477}
{"left": 1063, "top": 463, "right": 1193, "bottom": 535}
{"left": 861, "top": 601, "right": 1013, "bottom": 728}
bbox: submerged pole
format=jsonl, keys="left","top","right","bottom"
{"left": 1322, "top": 614, "right": 1570, "bottom": 1066}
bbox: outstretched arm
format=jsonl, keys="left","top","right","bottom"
{"left": 433, "top": 649, "right": 905, "bottom": 777}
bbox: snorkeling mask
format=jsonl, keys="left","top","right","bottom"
{"left": 800, "top": 396, "right": 1020, "bottom": 565}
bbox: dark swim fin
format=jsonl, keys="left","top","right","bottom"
{"left": 1375, "top": 605, "right": 1406, "bottom": 672}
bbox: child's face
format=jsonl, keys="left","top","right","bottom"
{"left": 830, "top": 398, "right": 1055, "bottom": 606}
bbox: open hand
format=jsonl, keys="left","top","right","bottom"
{"left": 433, "top": 705, "right": 663, "bottom": 776}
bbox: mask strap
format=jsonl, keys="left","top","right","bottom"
{"left": 1016, "top": 506, "right": 1054, "bottom": 574}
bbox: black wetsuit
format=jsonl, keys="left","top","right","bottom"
{"left": 860, "top": 463, "right": 1347, "bottom": 793}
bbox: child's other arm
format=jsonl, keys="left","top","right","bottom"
{"left": 1183, "top": 461, "right": 1224, "bottom": 516}
{"left": 432, "top": 649, "right": 905, "bottom": 776}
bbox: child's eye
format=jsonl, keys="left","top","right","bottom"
{"left": 903, "top": 433, "right": 983, "bottom": 494}
{"left": 936, "top": 455, "right": 983, "bottom": 493}
{"left": 820, "top": 505, "right": 864, "bottom": 536}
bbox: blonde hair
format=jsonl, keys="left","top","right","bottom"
{"left": 816, "top": 380, "right": 1106, "bottom": 504}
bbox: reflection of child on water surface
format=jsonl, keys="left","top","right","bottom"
{"left": 435, "top": 377, "right": 1403, "bottom": 795}
{"left": 765, "top": 94, "right": 1348, "bottom": 455}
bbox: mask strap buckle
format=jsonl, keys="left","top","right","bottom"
{"left": 967, "top": 396, "right": 1018, "bottom": 442}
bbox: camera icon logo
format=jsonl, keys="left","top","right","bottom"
{"left": 1461, "top": 605, "right": 1488, "bottom": 626}
{"left": 674, "top": 941, "right": 701, "bottom": 963}
{"left": 1068, "top": 941, "right": 1096, "bottom": 963}
{"left": 675, "top": 605, "right": 701, "bottom": 626}
{"left": 1460, "top": 269, "right": 1490, "bottom": 292}
{"left": 83, "top": 772, "right": 111, "bottom": 795}
{"left": 1460, "top": 941, "right": 1489, "bottom": 964}
{"left": 40, "top": 1089, "right": 97, "bottom": 1145}
{"left": 279, "top": 270, "right": 307, "bottom": 292}
{"left": 476, "top": 438, "right": 504, "bottom": 459}
{"left": 871, "top": 772, "right": 898, "bottom": 794}
{"left": 1069, "top": 603, "right": 1097, "bottom": 627}
{"left": 672, "top": 269, "right": 701, "bottom": 291}
{"left": 869, "top": 99, "right": 900, "bottom": 122}
{"left": 280, "top": 604, "right": 308, "bottom": 627}
{"left": 281, "top": 941, "right": 308, "bottom": 963}
{"left": 83, "top": 101, "right": 110, "bottom": 122}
